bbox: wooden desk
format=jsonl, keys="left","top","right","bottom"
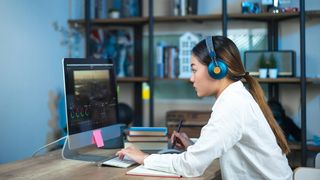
{"left": 0, "top": 148, "right": 220, "bottom": 180}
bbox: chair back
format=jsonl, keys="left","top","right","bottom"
{"left": 315, "top": 152, "right": 320, "bottom": 168}
{"left": 293, "top": 167, "right": 320, "bottom": 180}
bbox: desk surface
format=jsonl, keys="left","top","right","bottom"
{"left": 0, "top": 148, "right": 220, "bottom": 180}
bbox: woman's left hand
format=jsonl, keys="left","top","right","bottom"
{"left": 116, "top": 146, "right": 149, "bottom": 164}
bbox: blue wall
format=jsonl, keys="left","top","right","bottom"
{"left": 0, "top": 0, "right": 319, "bottom": 164}
{"left": 0, "top": 1, "right": 69, "bottom": 163}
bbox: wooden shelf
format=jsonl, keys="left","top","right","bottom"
{"left": 229, "top": 11, "right": 320, "bottom": 21}
{"left": 93, "top": 17, "right": 148, "bottom": 25}
{"left": 116, "top": 77, "right": 148, "bottom": 83}
{"left": 306, "top": 10, "right": 320, "bottom": 18}
{"left": 68, "top": 15, "right": 221, "bottom": 26}
{"left": 155, "top": 77, "right": 190, "bottom": 81}
{"left": 155, "top": 77, "right": 320, "bottom": 84}
{"left": 68, "top": 10, "right": 320, "bottom": 27}
{"left": 289, "top": 142, "right": 320, "bottom": 152}
{"left": 155, "top": 11, "right": 320, "bottom": 22}
{"left": 68, "top": 16, "right": 148, "bottom": 27}
{"left": 254, "top": 77, "right": 320, "bottom": 84}
{"left": 229, "top": 12, "right": 299, "bottom": 21}
{"left": 154, "top": 14, "right": 221, "bottom": 23}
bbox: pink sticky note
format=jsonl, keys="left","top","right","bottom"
{"left": 91, "top": 129, "right": 104, "bottom": 148}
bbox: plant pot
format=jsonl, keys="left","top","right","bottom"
{"left": 259, "top": 68, "right": 268, "bottom": 78}
{"left": 109, "top": 11, "right": 120, "bottom": 19}
{"left": 269, "top": 68, "right": 278, "bottom": 79}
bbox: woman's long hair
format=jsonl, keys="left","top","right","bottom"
{"left": 192, "top": 36, "right": 290, "bottom": 154}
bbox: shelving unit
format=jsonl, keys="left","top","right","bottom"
{"left": 69, "top": 0, "right": 319, "bottom": 166}
{"left": 73, "top": 0, "right": 150, "bottom": 126}
{"left": 144, "top": 0, "right": 313, "bottom": 166}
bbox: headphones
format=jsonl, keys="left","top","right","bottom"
{"left": 205, "top": 36, "right": 228, "bottom": 79}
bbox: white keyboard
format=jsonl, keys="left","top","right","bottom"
{"left": 102, "top": 156, "right": 136, "bottom": 168}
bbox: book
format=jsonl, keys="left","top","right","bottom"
{"left": 126, "top": 135, "right": 168, "bottom": 142}
{"left": 124, "top": 141, "right": 168, "bottom": 150}
{"left": 156, "top": 42, "right": 164, "bottom": 78}
{"left": 126, "top": 165, "right": 181, "bottom": 178}
{"left": 129, "top": 127, "right": 167, "bottom": 132}
{"left": 128, "top": 127, "right": 167, "bottom": 136}
{"left": 129, "top": 131, "right": 167, "bottom": 136}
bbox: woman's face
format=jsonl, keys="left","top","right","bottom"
{"left": 190, "top": 54, "right": 218, "bottom": 97}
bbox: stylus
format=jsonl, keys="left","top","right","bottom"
{"left": 171, "top": 119, "right": 183, "bottom": 149}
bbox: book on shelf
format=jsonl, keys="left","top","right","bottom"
{"left": 124, "top": 141, "right": 168, "bottom": 150}
{"left": 166, "top": 46, "right": 179, "bottom": 78}
{"left": 126, "top": 165, "right": 181, "bottom": 178}
{"left": 155, "top": 43, "right": 179, "bottom": 78}
{"left": 156, "top": 42, "right": 164, "bottom": 78}
{"left": 126, "top": 135, "right": 168, "bottom": 142}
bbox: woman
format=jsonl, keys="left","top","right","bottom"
{"left": 116, "top": 36, "right": 292, "bottom": 179}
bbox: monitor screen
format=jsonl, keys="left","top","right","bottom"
{"left": 63, "top": 58, "right": 120, "bottom": 150}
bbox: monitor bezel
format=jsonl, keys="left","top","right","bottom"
{"left": 62, "top": 58, "right": 119, "bottom": 149}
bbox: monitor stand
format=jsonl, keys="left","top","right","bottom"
{"left": 62, "top": 137, "right": 108, "bottom": 163}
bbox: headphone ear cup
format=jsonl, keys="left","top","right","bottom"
{"left": 208, "top": 59, "right": 228, "bottom": 79}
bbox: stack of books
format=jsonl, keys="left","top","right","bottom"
{"left": 124, "top": 127, "right": 168, "bottom": 150}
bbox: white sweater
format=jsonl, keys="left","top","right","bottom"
{"left": 144, "top": 81, "right": 292, "bottom": 179}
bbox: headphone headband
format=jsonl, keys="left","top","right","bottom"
{"left": 205, "top": 36, "right": 216, "bottom": 59}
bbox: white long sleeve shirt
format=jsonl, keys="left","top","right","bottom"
{"left": 144, "top": 81, "right": 292, "bottom": 179}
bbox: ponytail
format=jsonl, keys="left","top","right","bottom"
{"left": 244, "top": 75, "right": 290, "bottom": 154}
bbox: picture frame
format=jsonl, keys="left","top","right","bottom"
{"left": 244, "top": 50, "right": 296, "bottom": 77}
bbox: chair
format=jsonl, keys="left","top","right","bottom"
{"left": 315, "top": 152, "right": 320, "bottom": 168}
{"left": 293, "top": 167, "right": 320, "bottom": 180}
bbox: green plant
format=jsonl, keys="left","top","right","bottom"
{"left": 258, "top": 54, "right": 268, "bottom": 69}
{"left": 108, "top": 8, "right": 119, "bottom": 13}
{"left": 268, "top": 53, "right": 277, "bottom": 69}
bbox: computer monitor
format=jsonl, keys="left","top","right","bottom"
{"left": 62, "top": 58, "right": 123, "bottom": 162}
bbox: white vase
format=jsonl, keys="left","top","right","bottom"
{"left": 269, "top": 68, "right": 278, "bottom": 79}
{"left": 109, "top": 11, "right": 120, "bottom": 19}
{"left": 259, "top": 68, "right": 268, "bottom": 78}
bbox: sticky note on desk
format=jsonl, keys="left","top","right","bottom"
{"left": 91, "top": 129, "right": 104, "bottom": 148}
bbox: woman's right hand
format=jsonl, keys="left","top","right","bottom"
{"left": 116, "top": 146, "right": 149, "bottom": 164}
{"left": 170, "top": 131, "right": 194, "bottom": 151}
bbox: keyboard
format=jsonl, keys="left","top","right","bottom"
{"left": 101, "top": 156, "right": 136, "bottom": 168}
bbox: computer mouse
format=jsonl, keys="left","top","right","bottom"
{"left": 157, "top": 149, "right": 182, "bottom": 154}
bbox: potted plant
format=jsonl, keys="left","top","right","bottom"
{"left": 108, "top": 8, "right": 120, "bottom": 19}
{"left": 268, "top": 53, "right": 278, "bottom": 78}
{"left": 258, "top": 53, "right": 268, "bottom": 78}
